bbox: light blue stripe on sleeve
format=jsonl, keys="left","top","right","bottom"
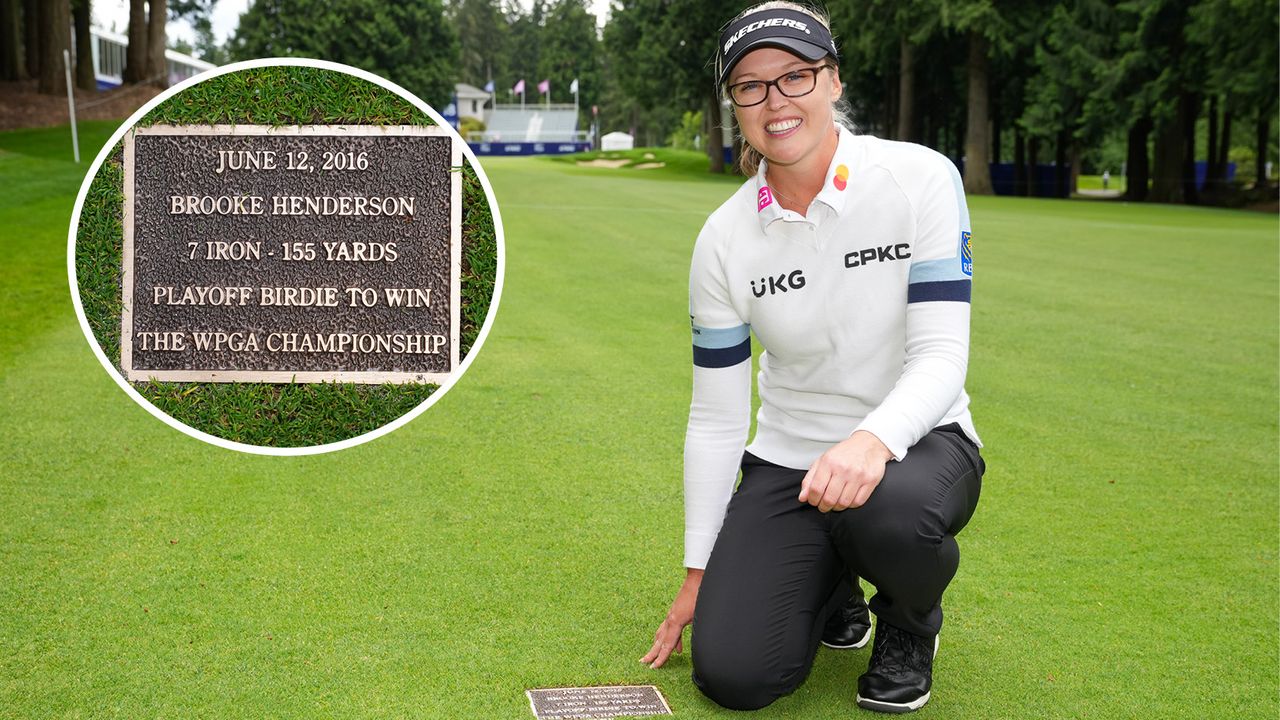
{"left": 947, "top": 158, "right": 971, "bottom": 234}
{"left": 910, "top": 159, "right": 972, "bottom": 286}
{"left": 909, "top": 257, "right": 969, "bottom": 284}
{"left": 691, "top": 323, "right": 750, "bottom": 349}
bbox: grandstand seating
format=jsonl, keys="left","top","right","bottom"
{"left": 474, "top": 104, "right": 586, "bottom": 143}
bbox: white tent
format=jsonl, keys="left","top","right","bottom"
{"left": 600, "top": 132, "right": 635, "bottom": 151}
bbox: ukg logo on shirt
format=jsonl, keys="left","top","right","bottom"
{"left": 750, "top": 269, "right": 807, "bottom": 297}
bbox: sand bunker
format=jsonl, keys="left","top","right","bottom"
{"left": 576, "top": 158, "right": 632, "bottom": 168}
{"left": 634, "top": 162, "right": 667, "bottom": 170}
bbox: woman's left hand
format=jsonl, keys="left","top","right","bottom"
{"left": 798, "top": 431, "right": 894, "bottom": 512}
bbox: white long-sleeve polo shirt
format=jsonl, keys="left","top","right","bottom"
{"left": 683, "top": 125, "right": 981, "bottom": 569}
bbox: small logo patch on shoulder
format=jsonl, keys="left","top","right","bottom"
{"left": 961, "top": 231, "right": 973, "bottom": 276}
{"left": 757, "top": 187, "right": 774, "bottom": 212}
{"left": 833, "top": 164, "right": 849, "bottom": 191}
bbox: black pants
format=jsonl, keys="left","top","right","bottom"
{"left": 690, "top": 425, "right": 984, "bottom": 711}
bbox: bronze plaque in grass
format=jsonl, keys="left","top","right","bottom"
{"left": 121, "top": 124, "right": 460, "bottom": 384}
{"left": 525, "top": 685, "right": 673, "bottom": 719}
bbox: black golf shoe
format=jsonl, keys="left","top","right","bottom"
{"left": 855, "top": 622, "right": 939, "bottom": 714}
{"left": 820, "top": 593, "right": 872, "bottom": 649}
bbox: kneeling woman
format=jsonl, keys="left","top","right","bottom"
{"left": 640, "top": 2, "right": 985, "bottom": 714}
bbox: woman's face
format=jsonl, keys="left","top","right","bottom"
{"left": 729, "top": 47, "right": 842, "bottom": 172}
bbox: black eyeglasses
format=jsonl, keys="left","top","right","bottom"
{"left": 726, "top": 66, "right": 832, "bottom": 108}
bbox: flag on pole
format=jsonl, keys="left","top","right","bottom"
{"left": 569, "top": 78, "right": 579, "bottom": 95}
{"left": 537, "top": 79, "right": 550, "bottom": 94}
{"left": 483, "top": 80, "right": 495, "bottom": 93}
{"left": 513, "top": 79, "right": 525, "bottom": 94}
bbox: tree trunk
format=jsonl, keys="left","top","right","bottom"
{"left": 1013, "top": 129, "right": 1026, "bottom": 197}
{"left": 897, "top": 35, "right": 915, "bottom": 143}
{"left": 1054, "top": 128, "right": 1068, "bottom": 198}
{"left": 1125, "top": 116, "right": 1151, "bottom": 202}
{"left": 22, "top": 0, "right": 38, "bottom": 78}
{"left": 72, "top": 0, "right": 94, "bottom": 92}
{"left": 1027, "top": 136, "right": 1039, "bottom": 197}
{"left": 1150, "top": 107, "right": 1185, "bottom": 203}
{"left": 1256, "top": 107, "right": 1272, "bottom": 189}
{"left": 37, "top": 0, "right": 68, "bottom": 95}
{"left": 1, "top": 0, "right": 26, "bottom": 80}
{"left": 963, "top": 31, "right": 993, "bottom": 195}
{"left": 1206, "top": 95, "right": 1219, "bottom": 182}
{"left": 1070, "top": 143, "right": 1081, "bottom": 196}
{"left": 991, "top": 100, "right": 1000, "bottom": 164}
{"left": 883, "top": 71, "right": 895, "bottom": 138}
{"left": 124, "top": 0, "right": 146, "bottom": 83}
{"left": 145, "top": 0, "right": 167, "bottom": 87}
{"left": 706, "top": 91, "right": 724, "bottom": 174}
{"left": 1181, "top": 92, "right": 1198, "bottom": 204}
{"left": 1217, "top": 107, "right": 1232, "bottom": 186}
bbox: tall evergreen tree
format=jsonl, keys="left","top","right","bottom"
{"left": 830, "top": 0, "right": 942, "bottom": 141}
{"left": 1190, "top": 0, "right": 1278, "bottom": 189}
{"left": 1, "top": 0, "right": 27, "bottom": 80}
{"left": 451, "top": 0, "right": 506, "bottom": 88}
{"left": 145, "top": 0, "right": 167, "bottom": 86}
{"left": 37, "top": 0, "right": 69, "bottom": 95}
{"left": 230, "top": 0, "right": 460, "bottom": 109}
{"left": 940, "top": 0, "right": 1040, "bottom": 196}
{"left": 601, "top": 0, "right": 670, "bottom": 143}
{"left": 72, "top": 0, "right": 95, "bottom": 91}
{"left": 124, "top": 0, "right": 147, "bottom": 83}
{"left": 1132, "top": 0, "right": 1198, "bottom": 203}
{"left": 502, "top": 0, "right": 543, "bottom": 101}
{"left": 1023, "top": 0, "right": 1118, "bottom": 197}
{"left": 121, "top": 0, "right": 169, "bottom": 87}
{"left": 536, "top": 0, "right": 599, "bottom": 112}
{"left": 22, "top": 0, "right": 38, "bottom": 79}
{"left": 606, "top": 0, "right": 741, "bottom": 172}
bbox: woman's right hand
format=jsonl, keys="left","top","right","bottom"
{"left": 640, "top": 569, "right": 703, "bottom": 669}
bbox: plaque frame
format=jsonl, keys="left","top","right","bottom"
{"left": 120, "top": 123, "right": 462, "bottom": 385}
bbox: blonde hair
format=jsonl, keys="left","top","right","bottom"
{"left": 719, "top": 2, "right": 853, "bottom": 176}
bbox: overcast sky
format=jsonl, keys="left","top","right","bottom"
{"left": 94, "top": 0, "right": 612, "bottom": 50}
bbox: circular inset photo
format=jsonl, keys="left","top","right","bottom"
{"left": 68, "top": 59, "right": 504, "bottom": 454}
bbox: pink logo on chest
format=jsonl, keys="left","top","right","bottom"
{"left": 757, "top": 187, "right": 774, "bottom": 212}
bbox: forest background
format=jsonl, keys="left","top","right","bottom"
{"left": 4, "top": 0, "right": 1278, "bottom": 206}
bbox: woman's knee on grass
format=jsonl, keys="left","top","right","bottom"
{"left": 691, "top": 647, "right": 799, "bottom": 711}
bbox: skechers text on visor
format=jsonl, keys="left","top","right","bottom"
{"left": 716, "top": 8, "right": 839, "bottom": 85}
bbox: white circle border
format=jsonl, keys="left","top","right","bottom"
{"left": 66, "top": 57, "right": 507, "bottom": 457}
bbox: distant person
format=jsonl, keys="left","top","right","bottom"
{"left": 640, "top": 2, "right": 985, "bottom": 714}
{"left": 1103, "top": 169, "right": 1110, "bottom": 190}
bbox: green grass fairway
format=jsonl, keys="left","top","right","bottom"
{"left": 2, "top": 129, "right": 1277, "bottom": 719}
{"left": 1076, "top": 174, "right": 1127, "bottom": 192}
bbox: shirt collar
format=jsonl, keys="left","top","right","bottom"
{"left": 753, "top": 124, "right": 857, "bottom": 231}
